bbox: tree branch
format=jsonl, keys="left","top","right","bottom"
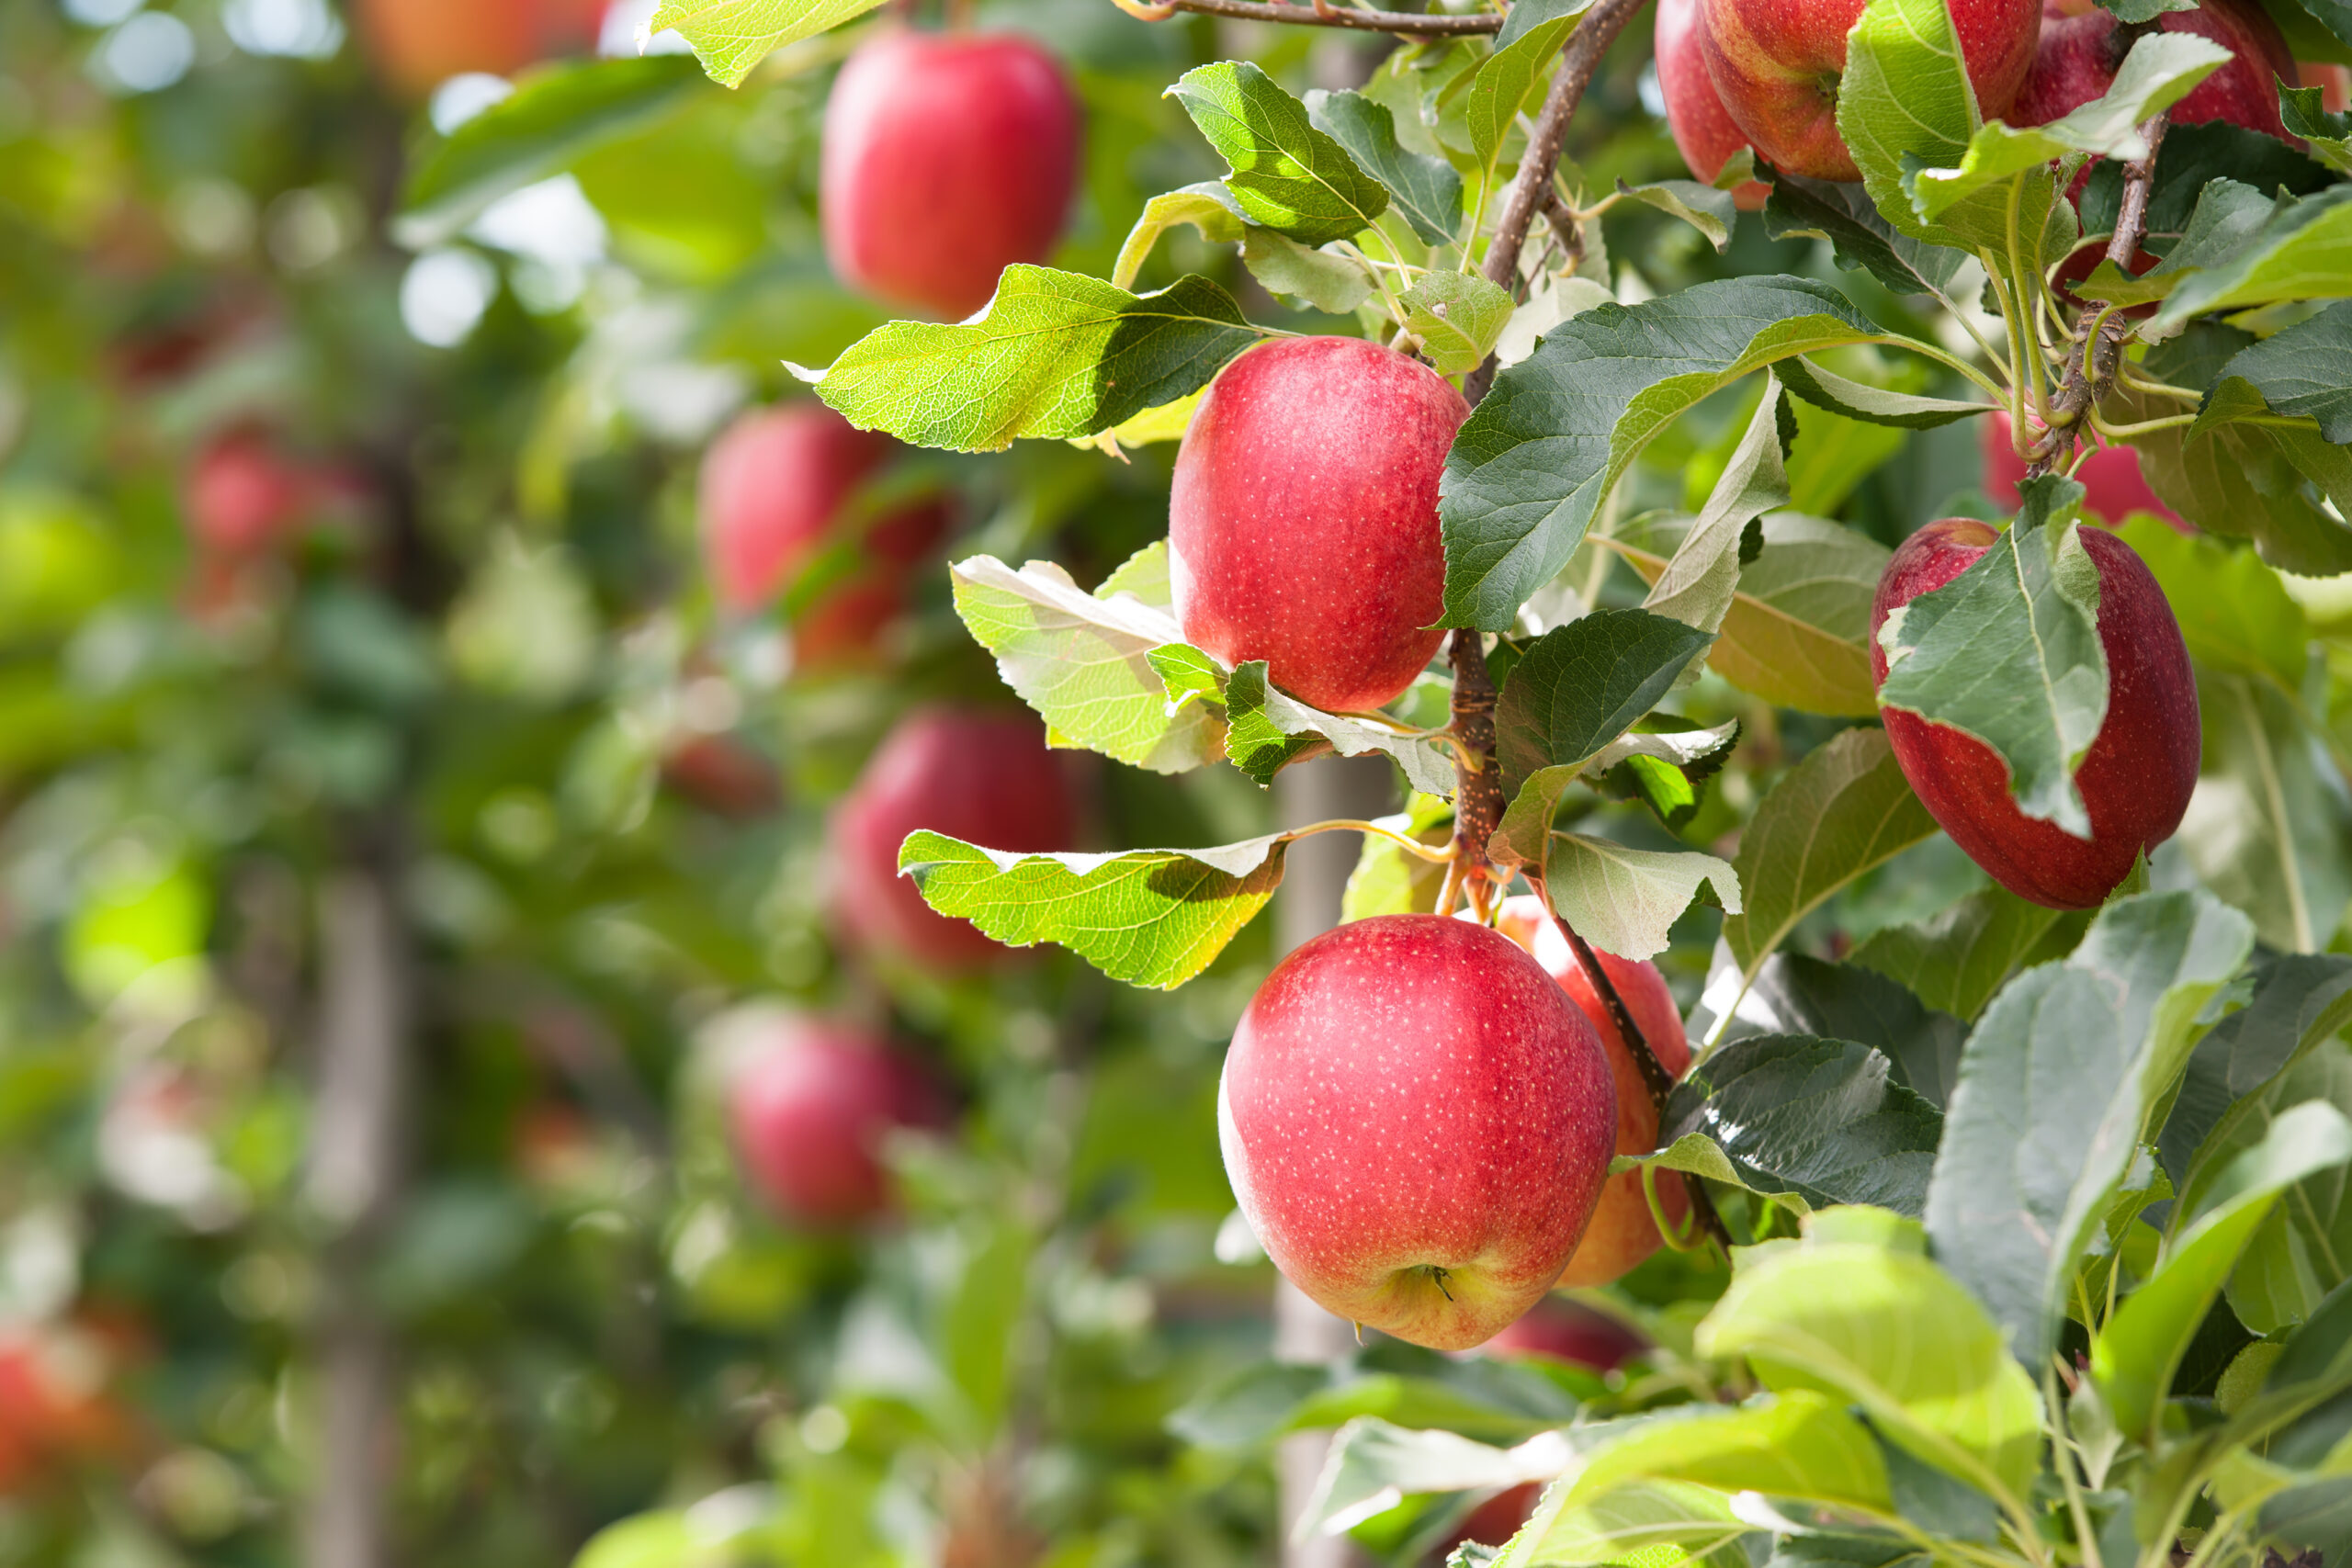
{"left": 1112, "top": 0, "right": 1503, "bottom": 33}
{"left": 1445, "top": 630, "right": 1504, "bottom": 894}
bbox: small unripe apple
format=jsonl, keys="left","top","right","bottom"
{"left": 831, "top": 708, "right": 1076, "bottom": 969}
{"left": 355, "top": 0, "right": 604, "bottom": 97}
{"left": 1656, "top": 0, "right": 1770, "bottom": 209}
{"left": 1982, "top": 412, "right": 2184, "bottom": 530}
{"left": 1485, "top": 1295, "right": 1652, "bottom": 1371}
{"left": 186, "top": 432, "right": 314, "bottom": 557}
{"left": 729, "top": 1020, "right": 946, "bottom": 1225}
{"left": 1871, "top": 519, "right": 2199, "bottom": 909}
{"left": 2012, "top": 0, "right": 2295, "bottom": 142}
{"left": 1218, "top": 914, "right": 1618, "bottom": 1350}
{"left": 1697, "top": 0, "right": 2041, "bottom": 180}
{"left": 1491, "top": 897, "right": 1692, "bottom": 1287}
{"left": 821, "top": 30, "right": 1082, "bottom": 321}
{"left": 1171, "top": 337, "right": 1466, "bottom": 715}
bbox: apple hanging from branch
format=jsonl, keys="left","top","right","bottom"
{"left": 730, "top": 1019, "right": 947, "bottom": 1225}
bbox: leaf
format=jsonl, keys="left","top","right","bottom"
{"left": 2095, "top": 1101, "right": 2352, "bottom": 1439}
{"left": 1649, "top": 1034, "right": 1944, "bottom": 1216}
{"left": 1492, "top": 0, "right": 1597, "bottom": 50}
{"left": 1498, "top": 1480, "right": 1746, "bottom": 1568}
{"left": 2080, "top": 177, "right": 2279, "bottom": 306}
{"left": 2204, "top": 300, "right": 2352, "bottom": 445}
{"left": 2158, "top": 953, "right": 2352, "bottom": 1189}
{"left": 1700, "top": 1226, "right": 2043, "bottom": 1499}
{"left": 814, "top": 267, "right": 1263, "bottom": 452}
{"left": 1642, "top": 378, "right": 1791, "bottom": 638}
{"left": 2119, "top": 383, "right": 2352, "bottom": 576}
{"left": 2181, "top": 671, "right": 2352, "bottom": 955}
{"left": 648, "top": 0, "right": 882, "bottom": 88}
{"left": 1112, "top": 183, "right": 1249, "bottom": 290}
{"left": 1875, "top": 477, "right": 2109, "bottom": 838}
{"left": 1836, "top": 0, "right": 1982, "bottom": 243}
{"left": 395, "top": 55, "right": 706, "bottom": 247}
{"left": 1306, "top": 88, "right": 1464, "bottom": 246}
{"left": 1924, "top": 889, "right": 2256, "bottom": 1368}
{"left": 1560, "top": 1393, "right": 1896, "bottom": 1517}
{"left": 1720, "top": 728, "right": 1939, "bottom": 985}
{"left": 1763, "top": 174, "right": 1973, "bottom": 300}
{"left": 1401, "top": 272, "right": 1515, "bottom": 377}
{"left": 2211, "top": 1046, "right": 2352, "bottom": 1334}
{"left": 1464, "top": 11, "right": 1581, "bottom": 189}
{"left": 2280, "top": 83, "right": 2352, "bottom": 177}
{"left": 1776, "top": 358, "right": 1987, "bottom": 430}
{"left": 1240, "top": 230, "right": 1375, "bottom": 315}
{"left": 896, "top": 830, "right": 1290, "bottom": 989}
{"left": 1851, "top": 888, "right": 2088, "bottom": 1023}
{"left": 1592, "top": 721, "right": 1742, "bottom": 832}
{"left": 1613, "top": 177, "right": 1736, "bottom": 252}
{"left": 1303, "top": 1419, "right": 1572, "bottom": 1538}
{"left": 1440, "top": 276, "right": 1882, "bottom": 631}
{"left": 1168, "top": 62, "right": 1389, "bottom": 247}
{"left": 949, "top": 549, "right": 1227, "bottom": 774}
{"left": 1714, "top": 952, "right": 1972, "bottom": 1110}
{"left": 1613, "top": 512, "right": 1889, "bottom": 718}
{"left": 1220, "top": 662, "right": 1458, "bottom": 798}
{"left": 2115, "top": 519, "right": 2308, "bottom": 691}
{"left": 1542, "top": 835, "right": 1742, "bottom": 962}
{"left": 1342, "top": 795, "right": 1458, "bottom": 924}
{"left": 2148, "top": 185, "right": 2352, "bottom": 330}
{"left": 2080, "top": 122, "right": 2336, "bottom": 246}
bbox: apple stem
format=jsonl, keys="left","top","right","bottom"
{"left": 1111, "top": 0, "right": 1504, "bottom": 32}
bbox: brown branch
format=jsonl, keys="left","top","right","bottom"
{"left": 2025, "top": 109, "right": 2169, "bottom": 480}
{"left": 1114, "top": 0, "right": 1503, "bottom": 32}
{"left": 1445, "top": 630, "right": 1505, "bottom": 889}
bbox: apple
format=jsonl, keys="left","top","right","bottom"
{"left": 1485, "top": 1295, "right": 1652, "bottom": 1371}
{"left": 1981, "top": 412, "right": 2184, "bottom": 530}
{"left": 1696, "top": 0, "right": 2041, "bottom": 181}
{"left": 185, "top": 431, "right": 312, "bottom": 556}
{"left": 821, "top": 30, "right": 1082, "bottom": 321}
{"left": 1490, "top": 897, "right": 1693, "bottom": 1287}
{"left": 1218, "top": 914, "right": 1618, "bottom": 1350}
{"left": 831, "top": 708, "right": 1076, "bottom": 969}
{"left": 729, "top": 1020, "right": 946, "bottom": 1225}
{"left": 1871, "top": 519, "right": 2199, "bottom": 909}
{"left": 1170, "top": 337, "right": 1467, "bottom": 715}
{"left": 1438, "top": 1484, "right": 1542, "bottom": 1557}
{"left": 1656, "top": 0, "right": 1771, "bottom": 209}
{"left": 355, "top": 0, "right": 605, "bottom": 97}
{"left": 0, "top": 1327, "right": 130, "bottom": 1497}
{"left": 661, "top": 734, "right": 784, "bottom": 819}
{"left": 2012, "top": 0, "right": 2296, "bottom": 143}
{"left": 2304, "top": 62, "right": 2352, "bottom": 113}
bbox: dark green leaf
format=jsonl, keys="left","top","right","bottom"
{"left": 1763, "top": 174, "right": 1973, "bottom": 299}
{"left": 2119, "top": 382, "right": 2352, "bottom": 575}
{"left": 2205, "top": 301, "right": 2352, "bottom": 445}
{"left": 2280, "top": 83, "right": 2352, "bottom": 176}
{"left": 1306, "top": 88, "right": 1464, "bottom": 245}
{"left": 1495, "top": 609, "right": 1716, "bottom": 794}
{"left": 1169, "top": 62, "right": 1390, "bottom": 246}
{"left": 1777, "top": 357, "right": 1987, "bottom": 430}
{"left": 2180, "top": 671, "right": 2352, "bottom": 955}
{"left": 2078, "top": 122, "right": 2335, "bottom": 243}
{"left": 1221, "top": 662, "right": 1458, "bottom": 796}
{"left": 1721, "top": 953, "right": 1970, "bottom": 1111}
{"left": 1851, "top": 889, "right": 2089, "bottom": 1024}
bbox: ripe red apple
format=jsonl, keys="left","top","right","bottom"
{"left": 2012, "top": 0, "right": 2295, "bottom": 141}
{"left": 1696, "top": 0, "right": 2041, "bottom": 180}
{"left": 1656, "top": 0, "right": 1771, "bottom": 209}
{"left": 0, "top": 1328, "right": 131, "bottom": 1497}
{"left": 185, "top": 431, "right": 312, "bottom": 556}
{"left": 1170, "top": 337, "right": 1466, "bottom": 715}
{"left": 2304, "top": 62, "right": 2352, "bottom": 112}
{"left": 831, "top": 708, "right": 1076, "bottom": 969}
{"left": 1982, "top": 412, "right": 2184, "bottom": 530}
{"left": 821, "top": 30, "right": 1082, "bottom": 321}
{"left": 730, "top": 1020, "right": 946, "bottom": 1225}
{"left": 1218, "top": 915, "right": 1618, "bottom": 1350}
{"left": 1871, "top": 519, "right": 2199, "bottom": 909}
{"left": 1485, "top": 1295, "right": 1652, "bottom": 1370}
{"left": 1490, "top": 897, "right": 1692, "bottom": 1287}
{"left": 355, "top": 0, "right": 604, "bottom": 96}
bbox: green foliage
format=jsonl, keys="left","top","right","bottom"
{"left": 1169, "top": 62, "right": 1390, "bottom": 247}
{"left": 647, "top": 0, "right": 885, "bottom": 88}
{"left": 1836, "top": 0, "right": 1981, "bottom": 242}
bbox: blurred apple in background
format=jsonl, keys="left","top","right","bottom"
{"left": 729, "top": 1020, "right": 947, "bottom": 1225}
{"left": 184, "top": 430, "right": 314, "bottom": 557}
{"left": 356, "top": 0, "right": 607, "bottom": 96}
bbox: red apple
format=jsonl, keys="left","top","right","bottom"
{"left": 831, "top": 708, "right": 1076, "bottom": 969}
{"left": 821, "top": 30, "right": 1082, "bottom": 321}
{"left": 1696, "top": 0, "right": 2042, "bottom": 180}
{"left": 1657, "top": 0, "right": 1771, "bottom": 209}
{"left": 2304, "top": 62, "right": 2352, "bottom": 112}
{"left": 1982, "top": 412, "right": 2184, "bottom": 530}
{"left": 1170, "top": 337, "right": 1466, "bottom": 715}
{"left": 730, "top": 1020, "right": 946, "bottom": 1225}
{"left": 355, "top": 0, "right": 604, "bottom": 96}
{"left": 1218, "top": 915, "right": 1618, "bottom": 1350}
{"left": 0, "top": 1328, "right": 131, "bottom": 1497}
{"left": 1485, "top": 1295, "right": 1652, "bottom": 1371}
{"left": 185, "top": 431, "right": 312, "bottom": 557}
{"left": 1871, "top": 519, "right": 2199, "bottom": 909}
{"left": 1491, "top": 897, "right": 1693, "bottom": 1287}
{"left": 662, "top": 734, "right": 784, "bottom": 819}
{"left": 2012, "top": 0, "right": 2295, "bottom": 141}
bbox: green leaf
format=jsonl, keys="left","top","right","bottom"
{"left": 814, "top": 267, "right": 1263, "bottom": 452}
{"left": 1776, "top": 358, "right": 1987, "bottom": 430}
{"left": 1874, "top": 477, "right": 2109, "bottom": 838}
{"left": 1763, "top": 174, "right": 1973, "bottom": 300}
{"left": 1303, "top": 1419, "right": 1565, "bottom": 1538}
{"left": 1648, "top": 1034, "right": 1944, "bottom": 1216}
{"left": 2212, "top": 1045, "right": 2352, "bottom": 1334}
{"left": 896, "top": 830, "right": 1290, "bottom": 989}
{"left": 1306, "top": 88, "right": 1464, "bottom": 245}
{"left": 1924, "top": 889, "right": 2257, "bottom": 1368}
{"left": 2148, "top": 185, "right": 2352, "bottom": 330}
{"left": 1492, "top": 0, "right": 1597, "bottom": 51}
{"left": 1715, "top": 953, "right": 1970, "bottom": 1110}
{"left": 2280, "top": 84, "right": 2352, "bottom": 176}
{"left": 2204, "top": 300, "right": 2352, "bottom": 445}
{"left": 1168, "top": 62, "right": 1390, "bottom": 247}
{"left": 396, "top": 55, "right": 706, "bottom": 247}
{"left": 1498, "top": 1480, "right": 1746, "bottom": 1568}
{"left": 1167, "top": 1362, "right": 1334, "bottom": 1450}
{"left": 2080, "top": 177, "right": 2278, "bottom": 306}
{"left": 1465, "top": 11, "right": 1581, "bottom": 190}
{"left": 1540, "top": 834, "right": 1740, "bottom": 962}
{"left": 1239, "top": 230, "right": 1375, "bottom": 315}
{"left": 2115, "top": 518, "right": 2308, "bottom": 690}
{"left": 2095, "top": 1101, "right": 2352, "bottom": 1439}
{"left": 948, "top": 549, "right": 1227, "bottom": 774}
{"left": 1720, "top": 727, "right": 1939, "bottom": 986}
{"left": 1440, "top": 276, "right": 1882, "bottom": 630}
{"left": 1401, "top": 271, "right": 1515, "bottom": 376}
{"left": 2118, "top": 382, "right": 2352, "bottom": 576}
{"left": 1342, "top": 795, "right": 1458, "bottom": 923}
{"left": 2158, "top": 953, "right": 2352, "bottom": 1188}
{"left": 1642, "top": 378, "right": 1792, "bottom": 638}
{"left": 2179, "top": 671, "right": 2352, "bottom": 957}
{"left": 2080, "top": 123, "right": 2336, "bottom": 247}
{"left": 1220, "top": 662, "right": 1458, "bottom": 797}
{"left": 648, "top": 0, "right": 883, "bottom": 88}
{"left": 1851, "top": 888, "right": 2089, "bottom": 1023}
{"left": 1112, "top": 183, "right": 1249, "bottom": 290}
{"left": 1700, "top": 1225, "right": 2043, "bottom": 1499}
{"left": 1592, "top": 721, "right": 1742, "bottom": 832}
{"left": 1613, "top": 177, "right": 1736, "bottom": 252}
{"left": 1613, "top": 512, "right": 1890, "bottom": 718}
{"left": 1836, "top": 0, "right": 1982, "bottom": 243}
{"left": 1562, "top": 1393, "right": 1896, "bottom": 1516}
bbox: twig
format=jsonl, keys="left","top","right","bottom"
{"left": 1539, "top": 186, "right": 1584, "bottom": 262}
{"left": 2026, "top": 110, "right": 2168, "bottom": 480}
{"left": 1445, "top": 629, "right": 1504, "bottom": 886}
{"left": 1110, "top": 0, "right": 1502, "bottom": 32}
{"left": 1461, "top": 0, "right": 1650, "bottom": 401}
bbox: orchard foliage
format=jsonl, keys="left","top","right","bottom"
{"left": 3, "top": 0, "right": 2352, "bottom": 1563}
